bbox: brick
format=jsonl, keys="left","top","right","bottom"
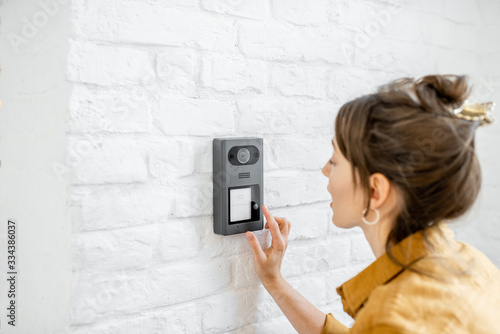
{"left": 146, "top": 138, "right": 191, "bottom": 182}
{"left": 239, "top": 21, "right": 344, "bottom": 63}
{"left": 171, "top": 174, "right": 213, "bottom": 217}
{"left": 409, "top": 0, "right": 444, "bottom": 14}
{"left": 479, "top": 28, "right": 500, "bottom": 54}
{"left": 264, "top": 170, "right": 330, "bottom": 207}
{"left": 68, "top": 315, "right": 154, "bottom": 334}
{"left": 288, "top": 274, "right": 327, "bottom": 307}
{"left": 73, "top": 225, "right": 158, "bottom": 271}
{"left": 233, "top": 234, "right": 350, "bottom": 288}
{"left": 155, "top": 48, "right": 197, "bottom": 93}
{"left": 70, "top": 270, "right": 150, "bottom": 324}
{"left": 327, "top": 0, "right": 374, "bottom": 28}
{"left": 474, "top": 61, "right": 500, "bottom": 90}
{"left": 201, "top": 53, "right": 267, "bottom": 93}
{"left": 72, "top": 183, "right": 173, "bottom": 231}
{"left": 232, "top": 252, "right": 260, "bottom": 289}
{"left": 477, "top": 0, "right": 500, "bottom": 25}
{"left": 419, "top": 14, "right": 456, "bottom": 48}
{"left": 271, "top": 63, "right": 325, "bottom": 98}
{"left": 272, "top": 0, "right": 327, "bottom": 26}
{"left": 147, "top": 257, "right": 232, "bottom": 308}
{"left": 161, "top": 0, "right": 199, "bottom": 8}
{"left": 204, "top": 274, "right": 326, "bottom": 332}
{"left": 71, "top": 257, "right": 231, "bottom": 324}
{"left": 68, "top": 137, "right": 148, "bottom": 185}
{"left": 267, "top": 136, "right": 332, "bottom": 170}
{"left": 388, "top": 40, "right": 435, "bottom": 75}
{"left": 327, "top": 67, "right": 369, "bottom": 101}
{"left": 443, "top": 0, "right": 480, "bottom": 24}
{"left": 231, "top": 316, "right": 296, "bottom": 333}
{"left": 67, "top": 41, "right": 155, "bottom": 86}
{"left": 382, "top": 8, "right": 422, "bottom": 42}
{"left": 201, "top": 0, "right": 269, "bottom": 19}
{"left": 352, "top": 36, "right": 437, "bottom": 76}
{"left": 436, "top": 49, "right": 478, "bottom": 75}
{"left": 281, "top": 237, "right": 350, "bottom": 279}
{"left": 237, "top": 99, "right": 337, "bottom": 136}
{"left": 193, "top": 138, "right": 214, "bottom": 174}
{"left": 286, "top": 205, "right": 330, "bottom": 241}
{"left": 68, "top": 84, "right": 152, "bottom": 134}
{"left": 146, "top": 138, "right": 181, "bottom": 186}
{"left": 73, "top": 0, "right": 237, "bottom": 52}
{"left": 153, "top": 98, "right": 235, "bottom": 135}
{"left": 69, "top": 301, "right": 203, "bottom": 334}
{"left": 200, "top": 285, "right": 282, "bottom": 332}
{"left": 325, "top": 27, "right": 358, "bottom": 65}
{"left": 147, "top": 138, "right": 213, "bottom": 180}
{"left": 158, "top": 217, "right": 201, "bottom": 262}
{"left": 351, "top": 38, "right": 396, "bottom": 71}
{"left": 199, "top": 215, "right": 261, "bottom": 258}
{"left": 453, "top": 24, "right": 479, "bottom": 52}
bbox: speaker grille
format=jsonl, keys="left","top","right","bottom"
{"left": 239, "top": 172, "right": 250, "bottom": 179}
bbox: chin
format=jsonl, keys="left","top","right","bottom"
{"left": 331, "top": 217, "right": 345, "bottom": 228}
{"left": 332, "top": 216, "right": 356, "bottom": 229}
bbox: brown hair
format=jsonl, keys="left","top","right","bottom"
{"left": 335, "top": 74, "right": 481, "bottom": 278}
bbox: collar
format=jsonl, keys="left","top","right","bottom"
{"left": 336, "top": 221, "right": 454, "bottom": 317}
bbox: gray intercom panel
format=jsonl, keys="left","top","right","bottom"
{"left": 213, "top": 137, "right": 264, "bottom": 236}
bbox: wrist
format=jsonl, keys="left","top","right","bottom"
{"left": 262, "top": 275, "right": 286, "bottom": 291}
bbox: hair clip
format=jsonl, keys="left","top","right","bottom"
{"left": 453, "top": 100, "right": 496, "bottom": 125}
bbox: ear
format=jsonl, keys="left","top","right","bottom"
{"left": 369, "top": 173, "right": 391, "bottom": 208}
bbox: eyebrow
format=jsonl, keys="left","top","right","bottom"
{"left": 331, "top": 139, "right": 336, "bottom": 152}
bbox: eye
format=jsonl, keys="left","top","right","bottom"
{"left": 329, "top": 159, "right": 336, "bottom": 166}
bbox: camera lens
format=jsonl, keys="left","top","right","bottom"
{"left": 237, "top": 148, "right": 250, "bottom": 164}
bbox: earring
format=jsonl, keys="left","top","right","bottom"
{"left": 361, "top": 208, "right": 379, "bottom": 225}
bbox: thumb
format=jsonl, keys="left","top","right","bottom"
{"left": 246, "top": 231, "right": 266, "bottom": 262}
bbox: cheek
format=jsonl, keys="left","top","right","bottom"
{"left": 330, "top": 168, "right": 349, "bottom": 200}
{"left": 329, "top": 172, "right": 341, "bottom": 197}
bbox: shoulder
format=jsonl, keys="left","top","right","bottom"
{"left": 454, "top": 240, "right": 500, "bottom": 276}
{"left": 352, "top": 245, "right": 500, "bottom": 333}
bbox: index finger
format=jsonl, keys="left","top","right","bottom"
{"left": 262, "top": 204, "right": 285, "bottom": 249}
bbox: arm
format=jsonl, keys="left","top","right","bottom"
{"left": 246, "top": 204, "right": 349, "bottom": 334}
{"left": 262, "top": 276, "right": 327, "bottom": 334}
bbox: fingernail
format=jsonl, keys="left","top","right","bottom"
{"left": 246, "top": 232, "right": 252, "bottom": 240}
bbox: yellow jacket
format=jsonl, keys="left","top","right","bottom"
{"left": 322, "top": 221, "right": 500, "bottom": 333}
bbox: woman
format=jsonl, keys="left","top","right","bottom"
{"left": 245, "top": 74, "right": 500, "bottom": 333}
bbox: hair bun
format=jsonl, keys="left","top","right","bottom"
{"left": 414, "top": 74, "right": 471, "bottom": 114}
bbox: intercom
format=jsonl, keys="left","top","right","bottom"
{"left": 213, "top": 137, "right": 264, "bottom": 236}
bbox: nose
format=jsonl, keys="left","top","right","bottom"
{"left": 321, "top": 163, "right": 329, "bottom": 178}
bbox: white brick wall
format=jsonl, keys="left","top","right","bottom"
{"left": 1, "top": 0, "right": 499, "bottom": 333}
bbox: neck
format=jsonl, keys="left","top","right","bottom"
{"left": 360, "top": 220, "right": 392, "bottom": 259}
